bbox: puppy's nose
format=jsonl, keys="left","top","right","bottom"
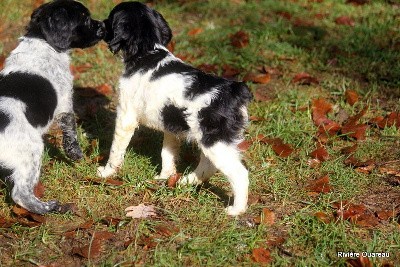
{"left": 96, "top": 21, "right": 106, "bottom": 38}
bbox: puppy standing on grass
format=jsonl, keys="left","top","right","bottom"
{"left": 98, "top": 2, "right": 252, "bottom": 216}
{"left": 0, "top": 0, "right": 105, "bottom": 214}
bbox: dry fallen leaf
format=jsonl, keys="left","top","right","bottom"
{"left": 230, "top": 30, "right": 250, "bottom": 48}
{"left": 187, "top": 28, "right": 203, "bottom": 36}
{"left": 125, "top": 204, "right": 157, "bottom": 218}
{"left": 310, "top": 145, "right": 329, "bottom": 162}
{"left": 346, "top": 256, "right": 372, "bottom": 267}
{"left": 292, "top": 72, "right": 319, "bottom": 85}
{"left": 167, "top": 173, "right": 182, "bottom": 188}
{"left": 345, "top": 89, "right": 359, "bottom": 106}
{"left": 335, "top": 16, "right": 355, "bottom": 26}
{"left": 237, "top": 139, "right": 253, "bottom": 152}
{"left": 243, "top": 73, "right": 271, "bottom": 84}
{"left": 306, "top": 175, "right": 332, "bottom": 194}
{"left": 251, "top": 247, "right": 272, "bottom": 264}
{"left": 254, "top": 208, "right": 276, "bottom": 226}
{"left": 314, "top": 211, "right": 333, "bottom": 224}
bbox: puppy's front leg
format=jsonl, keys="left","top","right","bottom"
{"left": 57, "top": 112, "right": 83, "bottom": 161}
{"left": 155, "top": 133, "right": 180, "bottom": 180}
{"left": 97, "top": 103, "right": 138, "bottom": 178}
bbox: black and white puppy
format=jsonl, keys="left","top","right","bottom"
{"left": 98, "top": 2, "right": 252, "bottom": 216}
{"left": 0, "top": 0, "right": 105, "bottom": 214}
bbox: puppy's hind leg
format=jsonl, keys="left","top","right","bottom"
{"left": 97, "top": 102, "right": 138, "bottom": 178}
{"left": 179, "top": 152, "right": 217, "bottom": 185}
{"left": 57, "top": 112, "right": 83, "bottom": 161}
{"left": 200, "top": 142, "right": 248, "bottom": 216}
{"left": 155, "top": 133, "right": 180, "bottom": 180}
{"left": 10, "top": 146, "right": 60, "bottom": 214}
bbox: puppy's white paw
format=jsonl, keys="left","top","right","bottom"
{"left": 97, "top": 165, "right": 116, "bottom": 178}
{"left": 225, "top": 205, "right": 247, "bottom": 216}
{"left": 178, "top": 172, "right": 202, "bottom": 185}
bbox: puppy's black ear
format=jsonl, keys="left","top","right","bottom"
{"left": 150, "top": 9, "right": 172, "bottom": 46}
{"left": 41, "top": 8, "right": 72, "bottom": 51}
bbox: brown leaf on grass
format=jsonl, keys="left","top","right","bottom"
{"left": 12, "top": 206, "right": 30, "bottom": 217}
{"left": 345, "top": 89, "right": 359, "bottom": 106}
{"left": 306, "top": 175, "right": 332, "bottom": 194}
{"left": 72, "top": 239, "right": 103, "bottom": 259}
{"left": 187, "top": 28, "right": 203, "bottom": 36}
{"left": 243, "top": 73, "right": 271, "bottom": 84}
{"left": 344, "top": 156, "right": 375, "bottom": 169}
{"left": 314, "top": 211, "right": 333, "bottom": 223}
{"left": 63, "top": 219, "right": 94, "bottom": 238}
{"left": 254, "top": 86, "right": 274, "bottom": 102}
{"left": 311, "top": 98, "right": 341, "bottom": 135}
{"left": 340, "top": 144, "right": 358, "bottom": 155}
{"left": 101, "top": 216, "right": 123, "bottom": 227}
{"left": 341, "top": 124, "right": 368, "bottom": 140}
{"left": 249, "top": 115, "right": 266, "bottom": 122}
{"left": 371, "top": 112, "right": 400, "bottom": 129}
{"left": 197, "top": 63, "right": 218, "bottom": 74}
{"left": 221, "top": 64, "right": 240, "bottom": 78}
{"left": 237, "top": 139, "right": 253, "bottom": 152}
{"left": 292, "top": 72, "right": 319, "bottom": 85}
{"left": 346, "top": 0, "right": 369, "bottom": 5}
{"left": 266, "top": 236, "right": 286, "bottom": 247}
{"left": 83, "top": 177, "right": 123, "bottom": 186}
{"left": 70, "top": 63, "right": 92, "bottom": 76}
{"left": 347, "top": 256, "right": 372, "bottom": 267}
{"left": 230, "top": 30, "right": 250, "bottom": 48}
{"left": 375, "top": 210, "right": 395, "bottom": 221}
{"left": 307, "top": 158, "right": 322, "bottom": 169}
{"left": 333, "top": 201, "right": 366, "bottom": 220}
{"left": 258, "top": 136, "right": 294, "bottom": 157}
{"left": 91, "top": 230, "right": 115, "bottom": 242}
{"left": 95, "top": 83, "right": 113, "bottom": 96}
{"left": 125, "top": 204, "right": 157, "bottom": 218}
{"left": 350, "top": 213, "right": 379, "bottom": 228}
{"left": 252, "top": 247, "right": 272, "bottom": 264}
{"left": 12, "top": 206, "right": 46, "bottom": 227}
{"left": 166, "top": 40, "right": 175, "bottom": 53}
{"left": 0, "top": 217, "right": 16, "bottom": 228}
{"left": 272, "top": 141, "right": 294, "bottom": 158}
{"left": 254, "top": 208, "right": 276, "bottom": 226}
{"left": 154, "top": 223, "right": 180, "bottom": 237}
{"left": 167, "top": 173, "right": 182, "bottom": 188}
{"left": 310, "top": 145, "right": 329, "bottom": 162}
{"left": 33, "top": 181, "right": 45, "bottom": 198}
{"left": 275, "top": 11, "right": 292, "bottom": 20}
{"left": 341, "top": 107, "right": 369, "bottom": 140}
{"left": 335, "top": 16, "right": 355, "bottom": 26}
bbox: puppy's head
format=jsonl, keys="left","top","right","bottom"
{"left": 26, "top": 0, "right": 105, "bottom": 52}
{"left": 104, "top": 2, "right": 172, "bottom": 59}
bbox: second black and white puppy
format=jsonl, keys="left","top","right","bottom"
{"left": 0, "top": 0, "right": 105, "bottom": 214}
{"left": 98, "top": 2, "right": 252, "bottom": 216}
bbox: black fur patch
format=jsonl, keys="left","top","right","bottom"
{"left": 0, "top": 72, "right": 57, "bottom": 127}
{"left": 151, "top": 59, "right": 222, "bottom": 100}
{"left": 124, "top": 49, "right": 169, "bottom": 77}
{"left": 199, "top": 82, "right": 252, "bottom": 147}
{"left": 161, "top": 104, "right": 190, "bottom": 133}
{"left": 0, "top": 166, "right": 13, "bottom": 180}
{"left": 151, "top": 60, "right": 194, "bottom": 81}
{"left": 0, "top": 111, "right": 10, "bottom": 132}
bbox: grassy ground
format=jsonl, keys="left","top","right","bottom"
{"left": 1, "top": 0, "right": 400, "bottom": 266}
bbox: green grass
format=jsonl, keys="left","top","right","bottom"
{"left": 1, "top": 0, "right": 400, "bottom": 266}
